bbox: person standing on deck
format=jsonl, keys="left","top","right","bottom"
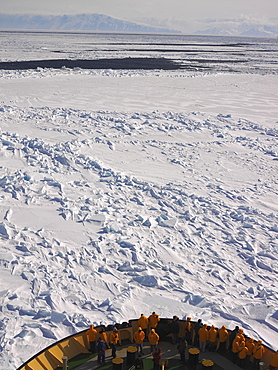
{"left": 193, "top": 319, "right": 203, "bottom": 346}
{"left": 217, "top": 325, "right": 229, "bottom": 353}
{"left": 96, "top": 337, "right": 106, "bottom": 365}
{"left": 109, "top": 327, "right": 120, "bottom": 358}
{"left": 228, "top": 326, "right": 239, "bottom": 350}
{"left": 153, "top": 347, "right": 162, "bottom": 370}
{"left": 238, "top": 341, "right": 248, "bottom": 369}
{"left": 138, "top": 314, "right": 149, "bottom": 339}
{"left": 148, "top": 328, "right": 159, "bottom": 353}
{"left": 208, "top": 325, "right": 218, "bottom": 352}
{"left": 253, "top": 340, "right": 265, "bottom": 370}
{"left": 86, "top": 324, "right": 98, "bottom": 353}
{"left": 149, "top": 312, "right": 160, "bottom": 329}
{"left": 177, "top": 337, "right": 187, "bottom": 364}
{"left": 236, "top": 329, "right": 245, "bottom": 343}
{"left": 198, "top": 323, "right": 209, "bottom": 352}
{"left": 269, "top": 350, "right": 278, "bottom": 370}
{"left": 232, "top": 335, "right": 241, "bottom": 364}
{"left": 99, "top": 328, "right": 109, "bottom": 349}
{"left": 246, "top": 338, "right": 255, "bottom": 365}
{"left": 185, "top": 317, "right": 193, "bottom": 345}
{"left": 169, "top": 316, "right": 180, "bottom": 344}
{"left": 134, "top": 327, "right": 145, "bottom": 355}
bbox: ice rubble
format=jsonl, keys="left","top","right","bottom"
{"left": 0, "top": 103, "right": 277, "bottom": 368}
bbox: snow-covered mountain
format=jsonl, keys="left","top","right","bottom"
{"left": 195, "top": 25, "right": 278, "bottom": 37}
{"left": 195, "top": 19, "right": 278, "bottom": 37}
{"left": 240, "top": 25, "right": 278, "bottom": 37}
{"left": 1, "top": 13, "right": 276, "bottom": 36}
{"left": 0, "top": 13, "right": 179, "bottom": 33}
{"left": 128, "top": 15, "right": 278, "bottom": 37}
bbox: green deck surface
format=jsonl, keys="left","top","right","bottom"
{"left": 65, "top": 340, "right": 242, "bottom": 370}
{"left": 63, "top": 353, "right": 224, "bottom": 370}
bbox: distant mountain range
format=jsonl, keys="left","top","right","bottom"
{"left": 0, "top": 13, "right": 277, "bottom": 37}
{"left": 134, "top": 15, "right": 278, "bottom": 37}
{"left": 0, "top": 13, "right": 180, "bottom": 33}
{"left": 194, "top": 19, "right": 278, "bottom": 37}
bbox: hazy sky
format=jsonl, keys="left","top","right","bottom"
{"left": 2, "top": 0, "right": 278, "bottom": 23}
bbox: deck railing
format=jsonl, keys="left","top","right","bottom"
{"left": 17, "top": 318, "right": 276, "bottom": 370}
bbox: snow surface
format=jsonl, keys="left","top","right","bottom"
{"left": 0, "top": 32, "right": 277, "bottom": 369}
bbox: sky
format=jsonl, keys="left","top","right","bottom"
{"left": 1, "top": 0, "right": 278, "bottom": 24}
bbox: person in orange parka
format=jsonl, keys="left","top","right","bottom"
{"left": 87, "top": 324, "right": 98, "bottom": 353}
{"left": 99, "top": 328, "right": 109, "bottom": 349}
{"left": 237, "top": 340, "right": 246, "bottom": 353}
{"left": 134, "top": 327, "right": 145, "bottom": 355}
{"left": 253, "top": 340, "right": 265, "bottom": 370}
{"left": 185, "top": 317, "right": 193, "bottom": 345}
{"left": 208, "top": 325, "right": 218, "bottom": 352}
{"left": 246, "top": 337, "right": 255, "bottom": 363}
{"left": 138, "top": 314, "right": 149, "bottom": 338}
{"left": 148, "top": 328, "right": 159, "bottom": 353}
{"left": 232, "top": 336, "right": 241, "bottom": 364}
{"left": 198, "top": 323, "right": 209, "bottom": 352}
{"left": 109, "top": 328, "right": 121, "bottom": 358}
{"left": 217, "top": 325, "right": 229, "bottom": 353}
{"left": 269, "top": 350, "right": 278, "bottom": 370}
{"left": 236, "top": 328, "right": 245, "bottom": 342}
{"left": 237, "top": 341, "right": 248, "bottom": 369}
{"left": 148, "top": 312, "right": 160, "bottom": 329}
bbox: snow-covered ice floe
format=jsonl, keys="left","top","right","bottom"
{"left": 0, "top": 31, "right": 277, "bottom": 369}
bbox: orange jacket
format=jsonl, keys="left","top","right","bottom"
{"left": 253, "top": 344, "right": 264, "bottom": 359}
{"left": 232, "top": 338, "right": 240, "bottom": 353}
{"left": 238, "top": 346, "right": 248, "bottom": 359}
{"left": 138, "top": 315, "right": 148, "bottom": 330}
{"left": 218, "top": 326, "right": 228, "bottom": 342}
{"left": 87, "top": 325, "right": 97, "bottom": 341}
{"left": 208, "top": 326, "right": 218, "bottom": 342}
{"left": 149, "top": 313, "right": 160, "bottom": 328}
{"left": 134, "top": 330, "right": 145, "bottom": 344}
{"left": 109, "top": 332, "right": 119, "bottom": 345}
{"left": 235, "top": 333, "right": 245, "bottom": 343}
{"left": 100, "top": 331, "right": 108, "bottom": 344}
{"left": 185, "top": 319, "right": 193, "bottom": 333}
{"left": 198, "top": 326, "right": 209, "bottom": 342}
{"left": 246, "top": 339, "right": 254, "bottom": 356}
{"left": 270, "top": 351, "right": 278, "bottom": 367}
{"left": 238, "top": 341, "right": 246, "bottom": 353}
{"left": 148, "top": 331, "right": 159, "bottom": 345}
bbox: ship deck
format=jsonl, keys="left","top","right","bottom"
{"left": 73, "top": 340, "right": 243, "bottom": 370}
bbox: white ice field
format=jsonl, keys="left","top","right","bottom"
{"left": 0, "top": 31, "right": 277, "bottom": 369}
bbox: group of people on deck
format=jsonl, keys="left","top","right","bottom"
{"left": 86, "top": 324, "right": 121, "bottom": 365}
{"left": 169, "top": 316, "right": 278, "bottom": 370}
{"left": 86, "top": 312, "right": 160, "bottom": 365}
{"left": 86, "top": 313, "right": 278, "bottom": 370}
{"left": 134, "top": 312, "right": 161, "bottom": 370}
